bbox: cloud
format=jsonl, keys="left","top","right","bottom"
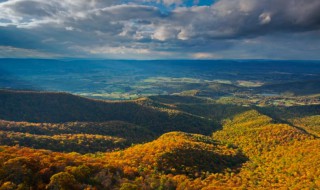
{"left": 259, "top": 12, "right": 271, "bottom": 25}
{"left": 192, "top": 52, "right": 221, "bottom": 59}
{"left": 168, "top": 0, "right": 320, "bottom": 40}
{"left": 152, "top": 26, "right": 177, "bottom": 41}
{"left": 0, "top": 0, "right": 121, "bottom": 27}
{"left": 0, "top": 0, "right": 320, "bottom": 59}
{"left": 161, "top": 0, "right": 183, "bottom": 6}
{"left": 0, "top": 45, "right": 61, "bottom": 58}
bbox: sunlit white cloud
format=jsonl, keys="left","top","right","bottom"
{"left": 192, "top": 52, "right": 221, "bottom": 59}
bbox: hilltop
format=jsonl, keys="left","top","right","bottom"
{"left": 105, "top": 132, "right": 247, "bottom": 178}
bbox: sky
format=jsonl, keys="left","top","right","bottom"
{"left": 0, "top": 0, "right": 320, "bottom": 60}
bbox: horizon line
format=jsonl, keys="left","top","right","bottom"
{"left": 1, "top": 58, "right": 320, "bottom": 62}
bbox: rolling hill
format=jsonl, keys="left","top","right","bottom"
{"left": 0, "top": 90, "right": 217, "bottom": 135}
{"left": 0, "top": 90, "right": 320, "bottom": 189}
{"left": 256, "top": 80, "right": 320, "bottom": 96}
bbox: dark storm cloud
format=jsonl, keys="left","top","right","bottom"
{"left": 166, "top": 0, "right": 320, "bottom": 40}
{"left": 0, "top": 0, "right": 320, "bottom": 59}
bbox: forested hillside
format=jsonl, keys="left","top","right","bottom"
{"left": 0, "top": 90, "right": 320, "bottom": 189}
{"left": 256, "top": 80, "right": 320, "bottom": 95}
{"left": 0, "top": 90, "right": 216, "bottom": 135}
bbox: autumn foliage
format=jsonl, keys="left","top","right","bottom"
{"left": 0, "top": 92, "right": 320, "bottom": 189}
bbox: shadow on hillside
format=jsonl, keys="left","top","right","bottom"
{"left": 157, "top": 147, "right": 248, "bottom": 178}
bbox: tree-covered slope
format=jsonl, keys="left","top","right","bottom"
{"left": 1, "top": 91, "right": 320, "bottom": 189}
{"left": 0, "top": 132, "right": 247, "bottom": 189}
{"left": 0, "top": 90, "right": 216, "bottom": 135}
{"left": 257, "top": 80, "right": 320, "bottom": 95}
{"left": 213, "top": 110, "right": 313, "bottom": 157}
{"left": 202, "top": 110, "right": 320, "bottom": 189}
{"left": 105, "top": 132, "right": 247, "bottom": 179}
{"left": 291, "top": 115, "right": 320, "bottom": 137}
{"left": 0, "top": 120, "right": 155, "bottom": 143}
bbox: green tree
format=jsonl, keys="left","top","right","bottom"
{"left": 46, "top": 172, "right": 79, "bottom": 190}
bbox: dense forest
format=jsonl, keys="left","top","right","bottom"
{"left": 0, "top": 90, "right": 320, "bottom": 189}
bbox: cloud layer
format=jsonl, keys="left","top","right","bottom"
{"left": 0, "top": 0, "right": 320, "bottom": 59}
